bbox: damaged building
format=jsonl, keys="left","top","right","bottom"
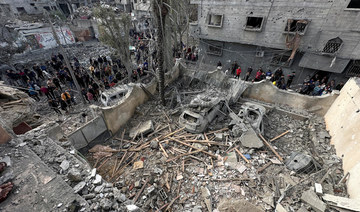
{"left": 189, "top": 0, "right": 360, "bottom": 84}
{"left": 1, "top": 59, "right": 360, "bottom": 211}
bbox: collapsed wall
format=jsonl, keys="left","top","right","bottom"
{"left": 324, "top": 77, "right": 360, "bottom": 199}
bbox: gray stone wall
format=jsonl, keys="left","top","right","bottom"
{"left": 190, "top": 0, "right": 360, "bottom": 60}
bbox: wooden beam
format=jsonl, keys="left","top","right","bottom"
{"left": 159, "top": 142, "right": 169, "bottom": 158}
{"left": 169, "top": 138, "right": 217, "bottom": 158}
{"left": 270, "top": 130, "right": 290, "bottom": 142}
{"left": 258, "top": 134, "right": 284, "bottom": 162}
{"left": 234, "top": 148, "right": 250, "bottom": 163}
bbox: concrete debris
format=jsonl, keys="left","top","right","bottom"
{"left": 67, "top": 168, "right": 82, "bottom": 182}
{"left": 129, "top": 120, "right": 154, "bottom": 138}
{"left": 322, "top": 194, "right": 360, "bottom": 211}
{"left": 201, "top": 187, "right": 212, "bottom": 212}
{"left": 276, "top": 203, "right": 288, "bottom": 212}
{"left": 240, "top": 127, "right": 264, "bottom": 148}
{"left": 150, "top": 140, "right": 159, "bottom": 149}
{"left": 73, "top": 181, "right": 86, "bottom": 194}
{"left": 60, "top": 160, "right": 70, "bottom": 171}
{"left": 301, "top": 189, "right": 327, "bottom": 212}
{"left": 217, "top": 199, "right": 263, "bottom": 212}
{"left": 126, "top": 204, "right": 140, "bottom": 212}
{"left": 93, "top": 174, "right": 102, "bottom": 185}
{"left": 0, "top": 66, "right": 350, "bottom": 212}
{"left": 315, "top": 183, "right": 323, "bottom": 194}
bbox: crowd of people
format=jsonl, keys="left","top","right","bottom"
{"left": 4, "top": 50, "right": 150, "bottom": 115}
{"left": 219, "top": 61, "right": 345, "bottom": 95}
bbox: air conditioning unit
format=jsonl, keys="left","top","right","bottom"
{"left": 256, "top": 51, "right": 264, "bottom": 57}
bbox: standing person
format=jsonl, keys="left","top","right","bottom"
{"left": 86, "top": 90, "right": 94, "bottom": 103}
{"left": 48, "top": 99, "right": 62, "bottom": 115}
{"left": 61, "top": 91, "right": 72, "bottom": 108}
{"left": 217, "top": 61, "right": 222, "bottom": 68}
{"left": 40, "top": 86, "right": 51, "bottom": 99}
{"left": 53, "top": 87, "right": 61, "bottom": 100}
{"left": 286, "top": 72, "right": 296, "bottom": 88}
{"left": 235, "top": 66, "right": 242, "bottom": 79}
{"left": 82, "top": 88, "right": 89, "bottom": 103}
{"left": 274, "top": 68, "right": 283, "bottom": 82}
{"left": 52, "top": 77, "right": 62, "bottom": 91}
{"left": 254, "top": 69, "right": 262, "bottom": 82}
{"left": 47, "top": 78, "right": 56, "bottom": 99}
{"left": 276, "top": 75, "right": 286, "bottom": 89}
{"left": 231, "top": 61, "right": 239, "bottom": 76}
{"left": 59, "top": 98, "right": 68, "bottom": 114}
{"left": 28, "top": 86, "right": 40, "bottom": 101}
{"left": 245, "top": 66, "right": 253, "bottom": 81}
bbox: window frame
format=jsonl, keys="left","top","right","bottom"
{"left": 244, "top": 16, "right": 265, "bottom": 32}
{"left": 206, "top": 43, "right": 223, "bottom": 56}
{"left": 345, "top": 0, "right": 360, "bottom": 11}
{"left": 346, "top": 60, "right": 360, "bottom": 77}
{"left": 270, "top": 52, "right": 293, "bottom": 67}
{"left": 322, "top": 37, "right": 343, "bottom": 55}
{"left": 207, "top": 14, "right": 224, "bottom": 28}
{"left": 283, "top": 19, "right": 309, "bottom": 36}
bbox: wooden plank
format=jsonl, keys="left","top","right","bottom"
{"left": 159, "top": 143, "right": 169, "bottom": 158}
{"left": 257, "top": 161, "right": 272, "bottom": 173}
{"left": 166, "top": 149, "right": 202, "bottom": 162}
{"left": 323, "top": 194, "right": 360, "bottom": 212}
{"left": 258, "top": 134, "right": 284, "bottom": 162}
{"left": 270, "top": 130, "right": 290, "bottom": 142}
{"left": 234, "top": 148, "right": 250, "bottom": 163}
{"left": 184, "top": 140, "right": 229, "bottom": 146}
{"left": 169, "top": 138, "right": 217, "bottom": 158}
{"left": 133, "top": 178, "right": 150, "bottom": 203}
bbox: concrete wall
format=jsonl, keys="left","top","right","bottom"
{"left": 0, "top": 0, "right": 58, "bottom": 16}
{"left": 191, "top": 0, "right": 360, "bottom": 60}
{"left": 195, "top": 40, "right": 349, "bottom": 86}
{"left": 324, "top": 77, "right": 360, "bottom": 199}
{"left": 183, "top": 68, "right": 339, "bottom": 116}
{"left": 68, "top": 116, "right": 110, "bottom": 150}
{"left": 101, "top": 61, "right": 182, "bottom": 134}
{"left": 241, "top": 79, "right": 339, "bottom": 116}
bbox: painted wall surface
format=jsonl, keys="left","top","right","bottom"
{"left": 324, "top": 77, "right": 360, "bottom": 199}
{"left": 33, "top": 28, "right": 75, "bottom": 49}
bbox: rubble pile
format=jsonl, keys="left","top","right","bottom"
{"left": 82, "top": 81, "right": 348, "bottom": 211}
{"left": 9, "top": 122, "right": 135, "bottom": 211}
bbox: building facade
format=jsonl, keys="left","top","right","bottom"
{"left": 190, "top": 0, "right": 360, "bottom": 85}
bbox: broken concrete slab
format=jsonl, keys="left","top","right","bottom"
{"left": 201, "top": 187, "right": 212, "bottom": 212}
{"left": 322, "top": 194, "right": 360, "bottom": 212}
{"left": 60, "top": 160, "right": 70, "bottom": 171}
{"left": 240, "top": 127, "right": 264, "bottom": 149}
{"left": 93, "top": 174, "right": 102, "bottom": 185}
{"left": 73, "top": 181, "right": 86, "bottom": 194}
{"left": 217, "top": 198, "right": 263, "bottom": 212}
{"left": 67, "top": 168, "right": 82, "bottom": 182}
{"left": 301, "top": 189, "right": 327, "bottom": 212}
{"left": 129, "top": 120, "right": 154, "bottom": 138}
{"left": 276, "top": 203, "right": 288, "bottom": 212}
